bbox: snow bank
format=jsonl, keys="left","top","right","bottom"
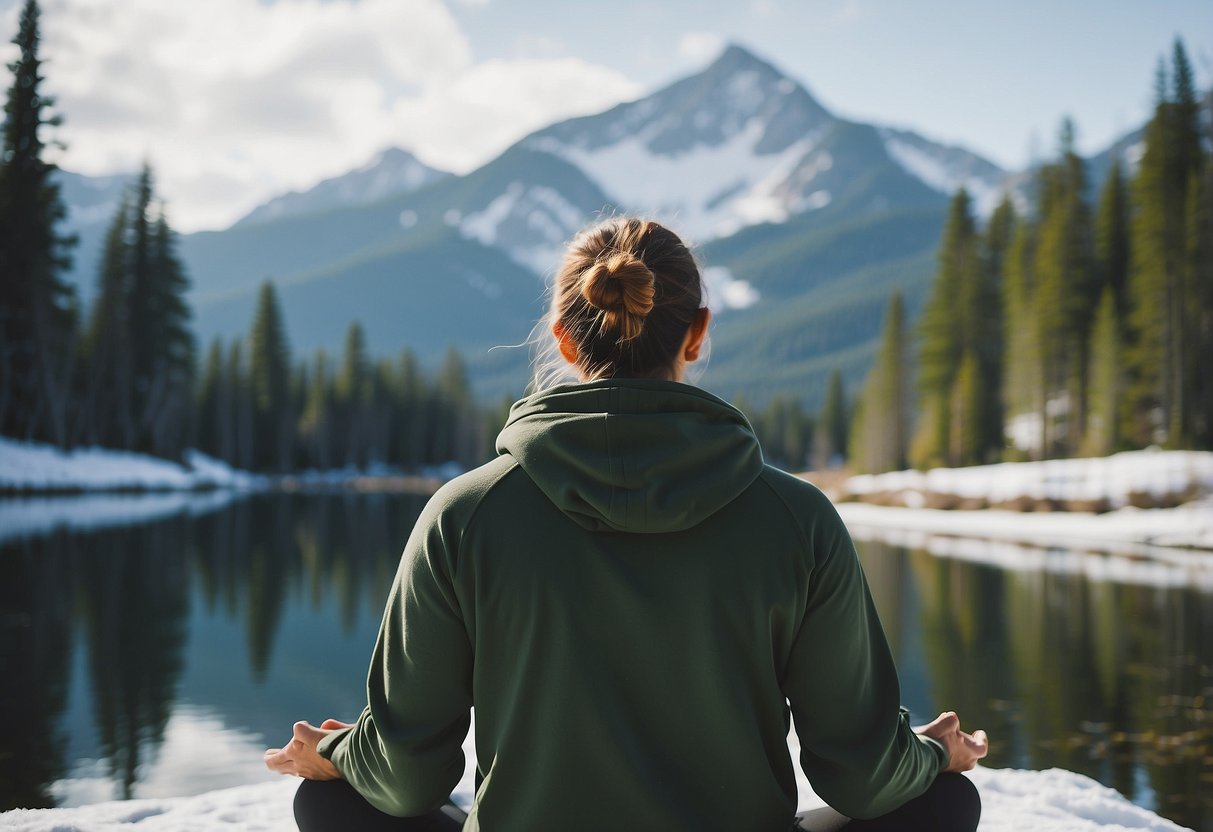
{"left": 0, "top": 767, "right": 1189, "bottom": 831}
{"left": 843, "top": 450, "right": 1213, "bottom": 510}
{"left": 0, "top": 437, "right": 260, "bottom": 493}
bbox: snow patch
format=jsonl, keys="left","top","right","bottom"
{"left": 881, "top": 132, "right": 1002, "bottom": 216}
{"left": 460, "top": 183, "right": 526, "bottom": 247}
{"left": 702, "top": 266, "right": 760, "bottom": 311}
{"left": 532, "top": 118, "right": 816, "bottom": 241}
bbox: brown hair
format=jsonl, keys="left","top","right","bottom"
{"left": 543, "top": 217, "right": 705, "bottom": 383}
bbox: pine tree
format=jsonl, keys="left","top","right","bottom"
{"left": 336, "top": 322, "right": 368, "bottom": 467}
{"left": 139, "top": 211, "right": 194, "bottom": 457}
{"left": 1001, "top": 216, "right": 1040, "bottom": 458}
{"left": 1184, "top": 165, "right": 1213, "bottom": 446}
{"left": 437, "top": 348, "right": 477, "bottom": 468}
{"left": 249, "top": 280, "right": 292, "bottom": 471}
{"left": 813, "top": 369, "right": 847, "bottom": 469}
{"left": 0, "top": 0, "right": 77, "bottom": 442}
{"left": 1083, "top": 289, "right": 1121, "bottom": 456}
{"left": 1127, "top": 39, "right": 1205, "bottom": 448}
{"left": 1033, "top": 119, "right": 1095, "bottom": 457}
{"left": 391, "top": 348, "right": 427, "bottom": 470}
{"left": 913, "top": 189, "right": 980, "bottom": 467}
{"left": 227, "top": 340, "right": 254, "bottom": 470}
{"left": 195, "top": 339, "right": 225, "bottom": 459}
{"left": 297, "top": 351, "right": 334, "bottom": 470}
{"left": 1095, "top": 160, "right": 1131, "bottom": 319}
{"left": 852, "top": 292, "right": 908, "bottom": 473}
{"left": 83, "top": 196, "right": 135, "bottom": 448}
{"left": 81, "top": 166, "right": 193, "bottom": 457}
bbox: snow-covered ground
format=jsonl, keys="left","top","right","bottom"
{"left": 841, "top": 450, "right": 1213, "bottom": 511}
{"left": 0, "top": 764, "right": 1189, "bottom": 831}
{"left": 0, "top": 437, "right": 260, "bottom": 493}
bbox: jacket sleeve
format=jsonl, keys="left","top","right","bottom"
{"left": 781, "top": 492, "right": 946, "bottom": 819}
{"left": 316, "top": 491, "right": 473, "bottom": 817}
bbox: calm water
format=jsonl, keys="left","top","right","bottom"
{"left": 1, "top": 493, "right": 1210, "bottom": 830}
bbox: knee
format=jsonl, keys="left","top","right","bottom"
{"left": 293, "top": 778, "right": 335, "bottom": 832}
{"left": 935, "top": 773, "right": 981, "bottom": 832}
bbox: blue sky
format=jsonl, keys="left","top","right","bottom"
{"left": 2, "top": 0, "right": 1208, "bottom": 230}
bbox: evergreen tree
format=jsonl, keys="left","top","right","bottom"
{"left": 1184, "top": 165, "right": 1213, "bottom": 446}
{"left": 227, "top": 340, "right": 254, "bottom": 470}
{"left": 1095, "top": 159, "right": 1131, "bottom": 319}
{"left": 1126, "top": 38, "right": 1205, "bottom": 448}
{"left": 0, "top": 0, "right": 77, "bottom": 442}
{"left": 336, "top": 322, "right": 369, "bottom": 467}
{"left": 437, "top": 347, "right": 477, "bottom": 468}
{"left": 249, "top": 280, "right": 292, "bottom": 471}
{"left": 912, "top": 189, "right": 980, "bottom": 467}
{"left": 297, "top": 351, "right": 334, "bottom": 470}
{"left": 851, "top": 292, "right": 908, "bottom": 473}
{"left": 195, "top": 339, "right": 225, "bottom": 459}
{"left": 138, "top": 211, "right": 194, "bottom": 457}
{"left": 390, "top": 348, "right": 427, "bottom": 470}
{"left": 1032, "top": 119, "right": 1094, "bottom": 457}
{"left": 83, "top": 197, "right": 134, "bottom": 448}
{"left": 81, "top": 166, "right": 193, "bottom": 457}
{"left": 1083, "top": 289, "right": 1121, "bottom": 456}
{"left": 813, "top": 369, "right": 847, "bottom": 469}
{"left": 1001, "top": 217, "right": 1041, "bottom": 458}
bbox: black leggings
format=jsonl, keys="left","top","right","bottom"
{"left": 294, "top": 773, "right": 981, "bottom": 832}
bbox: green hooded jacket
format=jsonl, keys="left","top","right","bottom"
{"left": 318, "top": 378, "right": 945, "bottom": 830}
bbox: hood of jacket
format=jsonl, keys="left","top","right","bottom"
{"left": 495, "top": 378, "right": 764, "bottom": 533}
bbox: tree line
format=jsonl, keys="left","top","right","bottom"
{"left": 849, "top": 38, "right": 1211, "bottom": 473}
{"left": 0, "top": 0, "right": 491, "bottom": 474}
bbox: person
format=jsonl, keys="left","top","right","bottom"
{"left": 265, "top": 217, "right": 988, "bottom": 831}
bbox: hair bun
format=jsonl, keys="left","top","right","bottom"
{"left": 580, "top": 252, "right": 656, "bottom": 341}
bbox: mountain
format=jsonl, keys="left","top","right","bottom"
{"left": 234, "top": 147, "right": 449, "bottom": 227}
{"left": 68, "top": 43, "right": 1157, "bottom": 409}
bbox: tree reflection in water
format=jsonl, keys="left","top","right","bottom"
{"left": 0, "top": 493, "right": 425, "bottom": 811}
{"left": 854, "top": 538, "right": 1213, "bottom": 832}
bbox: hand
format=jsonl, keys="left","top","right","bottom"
{"left": 915, "top": 711, "right": 988, "bottom": 773}
{"left": 264, "top": 719, "right": 351, "bottom": 780}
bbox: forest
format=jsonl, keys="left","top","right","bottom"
{"left": 849, "top": 39, "right": 1211, "bottom": 473}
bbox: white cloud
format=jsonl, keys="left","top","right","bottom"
{"left": 2, "top": 0, "right": 639, "bottom": 231}
{"left": 678, "top": 31, "right": 725, "bottom": 65}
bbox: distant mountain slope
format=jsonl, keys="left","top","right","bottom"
{"left": 234, "top": 147, "right": 448, "bottom": 228}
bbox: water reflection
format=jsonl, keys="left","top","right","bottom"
{"left": 0, "top": 493, "right": 426, "bottom": 810}
{"left": 855, "top": 538, "right": 1213, "bottom": 830}
{"left": 0, "top": 496, "right": 1209, "bottom": 830}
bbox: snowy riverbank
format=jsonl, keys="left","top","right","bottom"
{"left": 0, "top": 767, "right": 1190, "bottom": 831}
{"left": 0, "top": 437, "right": 261, "bottom": 493}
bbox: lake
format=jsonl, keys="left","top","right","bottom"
{"left": 1, "top": 492, "right": 1210, "bottom": 830}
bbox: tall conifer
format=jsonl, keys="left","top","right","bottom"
{"left": 852, "top": 292, "right": 908, "bottom": 473}
{"left": 249, "top": 280, "right": 292, "bottom": 471}
{"left": 0, "top": 0, "right": 76, "bottom": 442}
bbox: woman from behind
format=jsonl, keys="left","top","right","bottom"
{"left": 268, "top": 216, "right": 987, "bottom": 831}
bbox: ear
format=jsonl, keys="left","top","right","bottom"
{"left": 683, "top": 308, "right": 711, "bottom": 362}
{"left": 553, "top": 321, "right": 579, "bottom": 366}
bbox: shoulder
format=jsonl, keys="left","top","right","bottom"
{"left": 754, "top": 465, "right": 853, "bottom": 553}
{"left": 423, "top": 454, "right": 521, "bottom": 527}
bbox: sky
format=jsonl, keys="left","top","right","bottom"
{"left": 1, "top": 0, "right": 1209, "bottom": 232}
